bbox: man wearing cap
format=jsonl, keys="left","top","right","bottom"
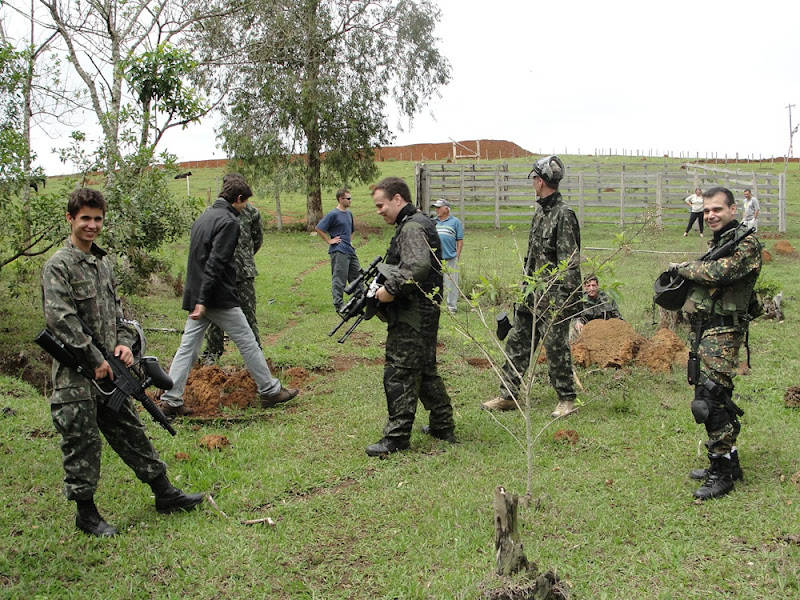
{"left": 482, "top": 156, "right": 582, "bottom": 418}
{"left": 432, "top": 199, "right": 464, "bottom": 313}
{"left": 315, "top": 188, "right": 362, "bottom": 313}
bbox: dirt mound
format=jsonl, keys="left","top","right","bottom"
{"left": 773, "top": 240, "right": 799, "bottom": 257}
{"left": 568, "top": 319, "right": 686, "bottom": 373}
{"left": 182, "top": 365, "right": 258, "bottom": 417}
{"left": 571, "top": 319, "right": 644, "bottom": 369}
{"left": 374, "top": 139, "right": 532, "bottom": 162}
{"left": 785, "top": 386, "right": 800, "bottom": 408}
{"left": 635, "top": 328, "right": 688, "bottom": 373}
{"left": 762, "top": 249, "right": 773, "bottom": 262}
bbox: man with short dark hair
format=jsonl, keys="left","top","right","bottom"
{"left": 366, "top": 177, "right": 456, "bottom": 456}
{"left": 202, "top": 173, "right": 264, "bottom": 365}
{"left": 571, "top": 275, "right": 622, "bottom": 340}
{"left": 315, "top": 188, "right": 362, "bottom": 313}
{"left": 42, "top": 188, "right": 203, "bottom": 537}
{"left": 482, "top": 156, "right": 582, "bottom": 418}
{"left": 675, "top": 186, "right": 761, "bottom": 500}
{"left": 742, "top": 189, "right": 760, "bottom": 232}
{"left": 161, "top": 174, "right": 298, "bottom": 416}
{"left": 432, "top": 198, "right": 464, "bottom": 313}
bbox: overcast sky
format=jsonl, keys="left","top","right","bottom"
{"left": 32, "top": 0, "right": 800, "bottom": 174}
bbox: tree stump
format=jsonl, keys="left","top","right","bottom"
{"left": 493, "top": 486, "right": 529, "bottom": 576}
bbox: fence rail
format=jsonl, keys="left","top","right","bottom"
{"left": 416, "top": 162, "right": 786, "bottom": 231}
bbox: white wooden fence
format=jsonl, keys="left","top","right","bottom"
{"left": 415, "top": 162, "right": 786, "bottom": 231}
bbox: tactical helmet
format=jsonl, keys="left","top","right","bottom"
{"left": 653, "top": 270, "right": 689, "bottom": 311}
{"left": 528, "top": 155, "right": 565, "bottom": 185}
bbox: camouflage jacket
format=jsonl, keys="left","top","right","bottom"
{"left": 678, "top": 221, "right": 762, "bottom": 324}
{"left": 523, "top": 192, "right": 582, "bottom": 318}
{"left": 576, "top": 291, "right": 622, "bottom": 324}
{"left": 382, "top": 204, "right": 443, "bottom": 330}
{"left": 41, "top": 239, "right": 135, "bottom": 402}
{"left": 236, "top": 203, "right": 263, "bottom": 280}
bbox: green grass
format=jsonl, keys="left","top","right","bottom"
{"left": 1, "top": 158, "right": 800, "bottom": 599}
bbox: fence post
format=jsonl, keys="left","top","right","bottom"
{"left": 494, "top": 164, "right": 501, "bottom": 229}
{"left": 619, "top": 170, "right": 626, "bottom": 228}
{"left": 578, "top": 172, "right": 585, "bottom": 228}
{"left": 656, "top": 172, "right": 663, "bottom": 229}
{"left": 779, "top": 172, "right": 786, "bottom": 232}
{"left": 459, "top": 165, "right": 466, "bottom": 226}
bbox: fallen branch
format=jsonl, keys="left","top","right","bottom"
{"left": 241, "top": 517, "right": 276, "bottom": 526}
{"left": 206, "top": 494, "right": 229, "bottom": 519}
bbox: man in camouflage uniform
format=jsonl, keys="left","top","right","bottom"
{"left": 41, "top": 188, "right": 203, "bottom": 537}
{"left": 674, "top": 186, "right": 761, "bottom": 500}
{"left": 482, "top": 156, "right": 582, "bottom": 418}
{"left": 570, "top": 275, "right": 623, "bottom": 341}
{"left": 365, "top": 177, "right": 456, "bottom": 456}
{"left": 202, "top": 191, "right": 263, "bottom": 364}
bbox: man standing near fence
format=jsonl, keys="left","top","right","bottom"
{"left": 432, "top": 199, "right": 463, "bottom": 313}
{"left": 482, "top": 156, "right": 583, "bottom": 418}
{"left": 742, "top": 189, "right": 760, "bottom": 232}
{"left": 315, "top": 188, "right": 362, "bottom": 314}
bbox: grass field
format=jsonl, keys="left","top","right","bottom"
{"left": 1, "top": 157, "right": 799, "bottom": 599}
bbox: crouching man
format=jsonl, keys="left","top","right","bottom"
{"left": 42, "top": 188, "right": 203, "bottom": 537}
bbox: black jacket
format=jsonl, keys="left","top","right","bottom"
{"left": 182, "top": 198, "right": 241, "bottom": 311}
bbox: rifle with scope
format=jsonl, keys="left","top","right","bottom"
{"left": 34, "top": 322, "right": 177, "bottom": 435}
{"left": 329, "top": 255, "right": 385, "bottom": 344}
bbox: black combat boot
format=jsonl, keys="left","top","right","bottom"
{"left": 149, "top": 473, "right": 204, "bottom": 514}
{"left": 693, "top": 454, "right": 735, "bottom": 500}
{"left": 690, "top": 449, "right": 743, "bottom": 481}
{"left": 365, "top": 437, "right": 410, "bottom": 457}
{"left": 75, "top": 498, "right": 119, "bottom": 537}
{"left": 421, "top": 425, "right": 457, "bottom": 444}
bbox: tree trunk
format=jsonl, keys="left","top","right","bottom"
{"left": 493, "top": 486, "right": 529, "bottom": 576}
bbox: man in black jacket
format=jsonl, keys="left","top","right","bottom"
{"left": 161, "top": 175, "right": 298, "bottom": 415}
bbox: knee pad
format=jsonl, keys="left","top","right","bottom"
{"left": 691, "top": 386, "right": 710, "bottom": 424}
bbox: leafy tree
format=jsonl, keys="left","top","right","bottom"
{"left": 0, "top": 42, "right": 64, "bottom": 272}
{"left": 208, "top": 0, "right": 451, "bottom": 228}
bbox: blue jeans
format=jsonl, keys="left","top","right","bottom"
{"left": 442, "top": 257, "right": 459, "bottom": 312}
{"left": 162, "top": 306, "right": 281, "bottom": 406}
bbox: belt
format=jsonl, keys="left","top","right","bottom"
{"left": 692, "top": 315, "right": 736, "bottom": 329}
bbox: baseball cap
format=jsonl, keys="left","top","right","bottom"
{"left": 432, "top": 199, "right": 450, "bottom": 208}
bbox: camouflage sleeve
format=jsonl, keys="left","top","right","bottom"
{"left": 42, "top": 257, "right": 104, "bottom": 369}
{"left": 383, "top": 222, "right": 431, "bottom": 297}
{"left": 678, "top": 236, "right": 761, "bottom": 285}
{"left": 251, "top": 208, "right": 263, "bottom": 255}
{"left": 556, "top": 209, "right": 582, "bottom": 297}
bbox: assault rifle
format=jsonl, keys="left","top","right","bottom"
{"left": 653, "top": 226, "right": 756, "bottom": 311}
{"left": 329, "top": 255, "right": 388, "bottom": 343}
{"left": 34, "top": 323, "right": 177, "bottom": 435}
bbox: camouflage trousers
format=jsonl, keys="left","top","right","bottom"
{"left": 499, "top": 306, "right": 575, "bottom": 402}
{"left": 382, "top": 319, "right": 455, "bottom": 441}
{"left": 50, "top": 393, "right": 166, "bottom": 501}
{"left": 205, "top": 277, "right": 260, "bottom": 357}
{"left": 692, "top": 326, "right": 744, "bottom": 454}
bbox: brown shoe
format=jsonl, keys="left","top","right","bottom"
{"left": 161, "top": 402, "right": 194, "bottom": 418}
{"left": 260, "top": 386, "right": 299, "bottom": 408}
{"left": 550, "top": 400, "right": 576, "bottom": 418}
{"left": 481, "top": 397, "right": 518, "bottom": 412}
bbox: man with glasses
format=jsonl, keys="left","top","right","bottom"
{"left": 482, "top": 156, "right": 583, "bottom": 418}
{"left": 315, "top": 188, "right": 363, "bottom": 313}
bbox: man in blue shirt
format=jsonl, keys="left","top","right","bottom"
{"left": 315, "top": 188, "right": 362, "bottom": 313}
{"left": 432, "top": 199, "right": 464, "bottom": 313}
